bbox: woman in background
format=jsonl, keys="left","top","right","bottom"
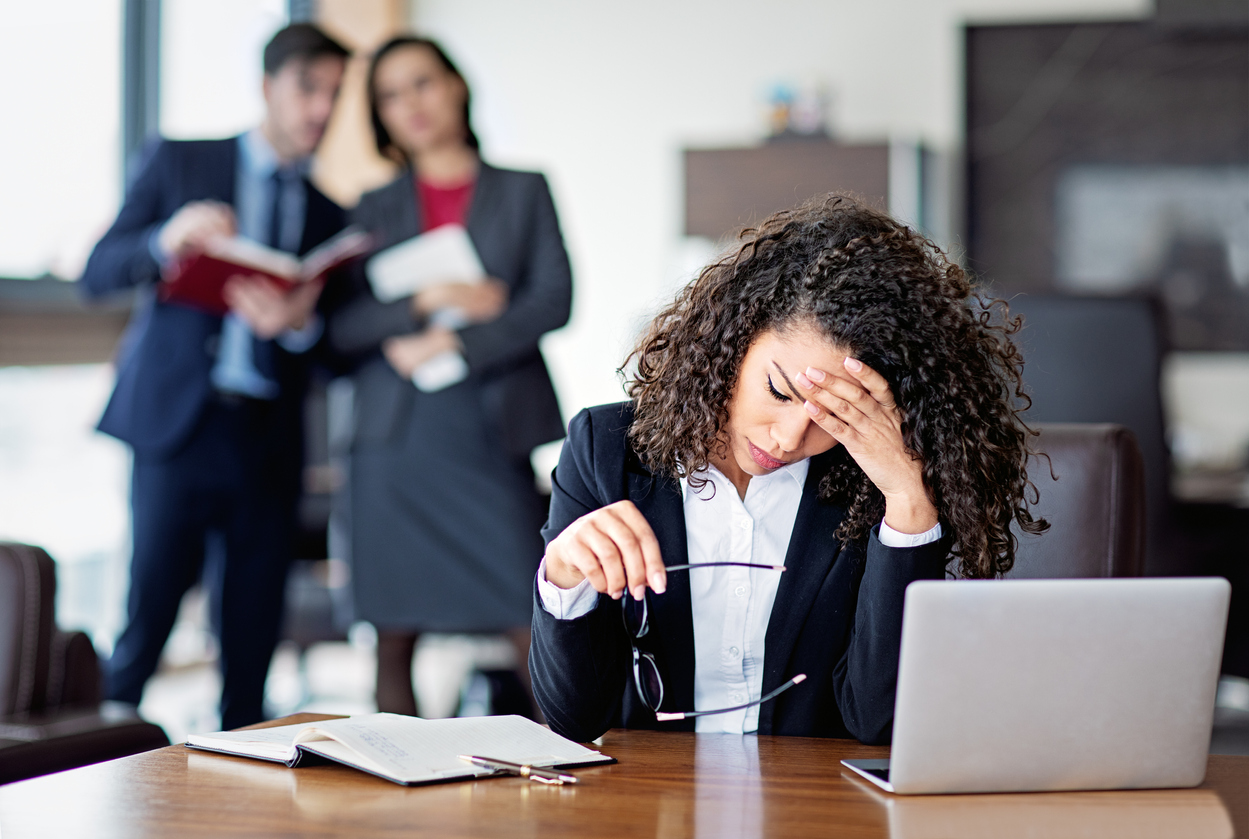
{"left": 329, "top": 35, "right": 571, "bottom": 716}
{"left": 530, "top": 195, "right": 1047, "bottom": 743}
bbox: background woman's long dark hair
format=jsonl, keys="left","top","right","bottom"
{"left": 366, "top": 35, "right": 480, "bottom": 164}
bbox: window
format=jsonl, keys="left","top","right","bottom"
{"left": 0, "top": 2, "right": 122, "bottom": 280}
{"left": 160, "top": 0, "right": 286, "bottom": 140}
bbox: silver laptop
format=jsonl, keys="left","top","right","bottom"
{"left": 842, "top": 577, "right": 1230, "bottom": 795}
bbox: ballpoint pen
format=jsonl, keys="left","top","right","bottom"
{"left": 459, "top": 755, "right": 579, "bottom": 785}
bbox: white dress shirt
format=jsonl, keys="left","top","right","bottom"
{"left": 537, "top": 460, "right": 942, "bottom": 733}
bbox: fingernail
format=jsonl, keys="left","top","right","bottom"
{"left": 844, "top": 357, "right": 862, "bottom": 372}
{"left": 650, "top": 573, "right": 666, "bottom": 594}
{"left": 794, "top": 372, "right": 812, "bottom": 388}
{"left": 805, "top": 367, "right": 826, "bottom": 382}
{"left": 632, "top": 585, "right": 646, "bottom": 601}
{"left": 804, "top": 401, "right": 819, "bottom": 416}
{"left": 611, "top": 589, "right": 622, "bottom": 600}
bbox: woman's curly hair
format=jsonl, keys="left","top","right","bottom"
{"left": 624, "top": 193, "right": 1047, "bottom": 579}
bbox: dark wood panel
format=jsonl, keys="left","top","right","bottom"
{"left": 685, "top": 142, "right": 889, "bottom": 241}
{"left": 965, "top": 21, "right": 1249, "bottom": 293}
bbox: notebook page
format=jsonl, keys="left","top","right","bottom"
{"left": 185, "top": 720, "right": 312, "bottom": 761}
{"left": 294, "top": 714, "right": 607, "bottom": 783}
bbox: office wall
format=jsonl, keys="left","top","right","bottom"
{"left": 409, "top": 0, "right": 1151, "bottom": 434}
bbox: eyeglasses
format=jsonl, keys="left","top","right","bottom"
{"left": 621, "top": 561, "right": 807, "bottom": 722}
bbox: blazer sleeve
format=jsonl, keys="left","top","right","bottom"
{"left": 79, "top": 141, "right": 173, "bottom": 298}
{"left": 529, "top": 409, "right": 631, "bottom": 743}
{"left": 457, "top": 173, "right": 572, "bottom": 375}
{"left": 324, "top": 197, "right": 423, "bottom": 359}
{"left": 833, "top": 528, "right": 950, "bottom": 744}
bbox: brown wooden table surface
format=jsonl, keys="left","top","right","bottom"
{"left": 0, "top": 713, "right": 1245, "bottom": 838}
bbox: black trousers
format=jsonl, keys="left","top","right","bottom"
{"left": 105, "top": 396, "right": 300, "bottom": 729}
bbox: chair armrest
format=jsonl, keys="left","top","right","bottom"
{"left": 0, "top": 706, "right": 169, "bottom": 784}
{"left": 46, "top": 630, "right": 101, "bottom": 708}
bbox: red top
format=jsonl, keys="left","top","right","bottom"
{"left": 417, "top": 177, "right": 476, "bottom": 232}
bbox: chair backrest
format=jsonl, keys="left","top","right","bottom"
{"left": 1006, "top": 423, "right": 1146, "bottom": 579}
{"left": 0, "top": 543, "right": 57, "bottom": 716}
{"left": 1011, "top": 294, "right": 1172, "bottom": 574}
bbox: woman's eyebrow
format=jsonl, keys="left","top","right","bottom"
{"left": 771, "top": 362, "right": 804, "bottom": 401}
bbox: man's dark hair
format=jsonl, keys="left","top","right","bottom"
{"left": 263, "top": 23, "right": 349, "bottom": 76}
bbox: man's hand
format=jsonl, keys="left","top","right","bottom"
{"left": 158, "top": 201, "right": 237, "bottom": 261}
{"left": 223, "top": 275, "right": 324, "bottom": 340}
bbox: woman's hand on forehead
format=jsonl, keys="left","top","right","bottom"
{"left": 794, "top": 358, "right": 939, "bottom": 534}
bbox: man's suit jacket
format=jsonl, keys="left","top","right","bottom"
{"left": 529, "top": 402, "right": 952, "bottom": 745}
{"left": 326, "top": 163, "right": 571, "bottom": 459}
{"left": 79, "top": 137, "right": 346, "bottom": 457}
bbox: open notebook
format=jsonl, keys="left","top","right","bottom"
{"left": 185, "top": 713, "right": 613, "bottom": 786}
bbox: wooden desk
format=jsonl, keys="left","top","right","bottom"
{"left": 1, "top": 714, "right": 1244, "bottom": 838}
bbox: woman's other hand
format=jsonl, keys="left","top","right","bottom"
{"left": 382, "top": 325, "right": 459, "bottom": 378}
{"left": 795, "top": 358, "right": 939, "bottom": 534}
{"left": 543, "top": 501, "right": 667, "bottom": 601}
{"left": 412, "top": 279, "right": 508, "bottom": 324}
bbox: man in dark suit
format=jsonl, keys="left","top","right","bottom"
{"left": 80, "top": 24, "right": 350, "bottom": 729}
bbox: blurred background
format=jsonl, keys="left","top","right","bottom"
{"left": 0, "top": 0, "right": 1245, "bottom": 741}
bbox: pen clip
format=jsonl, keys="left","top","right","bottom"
{"left": 526, "top": 772, "right": 564, "bottom": 785}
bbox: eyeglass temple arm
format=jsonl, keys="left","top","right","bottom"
{"left": 654, "top": 674, "right": 807, "bottom": 721}
{"left": 662, "top": 562, "right": 786, "bottom": 572}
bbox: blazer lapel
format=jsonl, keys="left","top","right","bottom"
{"left": 627, "top": 464, "right": 696, "bottom": 716}
{"left": 385, "top": 173, "right": 421, "bottom": 245}
{"left": 758, "top": 452, "right": 846, "bottom": 729}
{"left": 464, "top": 162, "right": 499, "bottom": 272}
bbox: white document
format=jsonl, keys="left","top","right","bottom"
{"left": 185, "top": 713, "right": 612, "bottom": 786}
{"left": 411, "top": 350, "right": 469, "bottom": 392}
{"left": 366, "top": 224, "right": 485, "bottom": 303}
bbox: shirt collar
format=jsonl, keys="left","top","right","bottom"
{"left": 239, "top": 128, "right": 311, "bottom": 179}
{"left": 680, "top": 457, "right": 810, "bottom": 503}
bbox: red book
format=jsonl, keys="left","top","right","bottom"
{"left": 158, "top": 226, "right": 372, "bottom": 315}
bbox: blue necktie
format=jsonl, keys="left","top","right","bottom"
{"left": 251, "top": 169, "right": 292, "bottom": 384}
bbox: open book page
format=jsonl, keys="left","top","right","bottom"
{"left": 184, "top": 720, "right": 315, "bottom": 763}
{"left": 366, "top": 224, "right": 485, "bottom": 303}
{"left": 298, "top": 226, "right": 372, "bottom": 281}
{"left": 202, "top": 237, "right": 302, "bottom": 281}
{"left": 292, "top": 714, "right": 610, "bottom": 785}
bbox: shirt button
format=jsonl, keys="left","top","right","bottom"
{"left": 738, "top": 519, "right": 750, "bottom": 530}
{"left": 731, "top": 692, "right": 744, "bottom": 703}
{"left": 729, "top": 646, "right": 740, "bottom": 657}
{"left": 734, "top": 585, "right": 747, "bottom": 597}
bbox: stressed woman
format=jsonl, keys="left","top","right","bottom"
{"left": 329, "top": 36, "right": 571, "bottom": 716}
{"left": 530, "top": 195, "right": 1046, "bottom": 744}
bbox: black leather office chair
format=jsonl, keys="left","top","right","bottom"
{"left": 1005, "top": 423, "right": 1146, "bottom": 579}
{"left": 1011, "top": 294, "right": 1173, "bottom": 575}
{"left": 0, "top": 542, "right": 169, "bottom": 785}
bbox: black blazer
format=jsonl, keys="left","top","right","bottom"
{"left": 78, "top": 137, "right": 346, "bottom": 457}
{"left": 529, "top": 402, "right": 952, "bottom": 744}
{"left": 327, "top": 163, "right": 571, "bottom": 459}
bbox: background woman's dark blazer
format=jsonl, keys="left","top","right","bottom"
{"left": 327, "top": 162, "right": 571, "bottom": 458}
{"left": 529, "top": 402, "right": 952, "bottom": 745}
